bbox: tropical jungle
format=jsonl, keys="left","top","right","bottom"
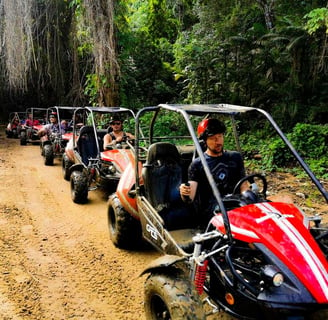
{"left": 0, "top": 0, "right": 327, "bottom": 176}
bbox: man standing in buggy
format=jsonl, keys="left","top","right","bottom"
{"left": 180, "top": 118, "right": 253, "bottom": 226}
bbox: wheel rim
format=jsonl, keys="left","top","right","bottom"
{"left": 150, "top": 295, "right": 170, "bottom": 320}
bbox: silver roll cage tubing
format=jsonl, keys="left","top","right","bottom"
{"left": 134, "top": 104, "right": 233, "bottom": 242}
{"left": 48, "top": 106, "right": 77, "bottom": 136}
{"left": 72, "top": 106, "right": 136, "bottom": 159}
{"left": 134, "top": 104, "right": 328, "bottom": 243}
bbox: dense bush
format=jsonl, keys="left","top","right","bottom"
{"left": 242, "top": 123, "right": 328, "bottom": 178}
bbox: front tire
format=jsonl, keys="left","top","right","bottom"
{"left": 144, "top": 273, "right": 205, "bottom": 320}
{"left": 107, "top": 194, "right": 141, "bottom": 249}
{"left": 44, "top": 144, "right": 54, "bottom": 165}
{"left": 70, "top": 170, "right": 88, "bottom": 204}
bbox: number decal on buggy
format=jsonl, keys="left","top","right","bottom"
{"left": 146, "top": 224, "right": 158, "bottom": 240}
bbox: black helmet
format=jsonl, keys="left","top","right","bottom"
{"left": 199, "top": 118, "right": 226, "bottom": 141}
{"left": 109, "top": 115, "right": 122, "bottom": 124}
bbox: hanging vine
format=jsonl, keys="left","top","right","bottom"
{"left": 81, "top": 0, "right": 120, "bottom": 106}
{"left": 0, "top": 0, "right": 34, "bottom": 92}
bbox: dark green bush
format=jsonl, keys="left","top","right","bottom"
{"left": 242, "top": 123, "right": 328, "bottom": 178}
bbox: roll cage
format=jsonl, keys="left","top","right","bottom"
{"left": 134, "top": 103, "right": 328, "bottom": 244}
{"left": 72, "top": 106, "right": 136, "bottom": 159}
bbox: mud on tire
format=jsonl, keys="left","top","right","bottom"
{"left": 70, "top": 170, "right": 88, "bottom": 204}
{"left": 107, "top": 194, "right": 142, "bottom": 249}
{"left": 144, "top": 272, "right": 205, "bottom": 320}
{"left": 44, "top": 144, "right": 54, "bottom": 166}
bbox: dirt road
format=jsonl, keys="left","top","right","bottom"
{"left": 1, "top": 127, "right": 327, "bottom": 320}
{"left": 0, "top": 129, "right": 162, "bottom": 320}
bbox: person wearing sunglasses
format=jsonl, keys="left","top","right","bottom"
{"left": 103, "top": 116, "right": 134, "bottom": 150}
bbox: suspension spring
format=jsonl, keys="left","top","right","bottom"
{"left": 194, "top": 259, "right": 208, "bottom": 295}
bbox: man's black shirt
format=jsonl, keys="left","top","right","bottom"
{"left": 188, "top": 151, "right": 246, "bottom": 219}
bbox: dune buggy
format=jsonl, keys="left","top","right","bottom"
{"left": 108, "top": 104, "right": 328, "bottom": 320}
{"left": 40, "top": 106, "right": 77, "bottom": 166}
{"left": 5, "top": 112, "right": 25, "bottom": 138}
{"left": 63, "top": 106, "right": 136, "bottom": 204}
{"left": 20, "top": 107, "right": 47, "bottom": 145}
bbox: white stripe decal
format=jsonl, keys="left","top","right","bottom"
{"left": 230, "top": 224, "right": 260, "bottom": 240}
{"left": 283, "top": 219, "right": 328, "bottom": 289}
{"left": 256, "top": 203, "right": 328, "bottom": 299}
{"left": 216, "top": 215, "right": 260, "bottom": 240}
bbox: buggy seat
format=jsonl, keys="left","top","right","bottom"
{"left": 77, "top": 126, "right": 98, "bottom": 165}
{"left": 142, "top": 142, "right": 196, "bottom": 232}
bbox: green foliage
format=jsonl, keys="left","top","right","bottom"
{"left": 287, "top": 123, "right": 328, "bottom": 158}
{"left": 242, "top": 123, "right": 328, "bottom": 178}
{"left": 1, "top": 0, "right": 328, "bottom": 139}
{"left": 146, "top": 0, "right": 179, "bottom": 42}
{"left": 304, "top": 8, "right": 328, "bottom": 34}
{"left": 84, "top": 74, "right": 109, "bottom": 106}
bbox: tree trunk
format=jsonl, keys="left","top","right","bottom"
{"left": 256, "top": 0, "right": 275, "bottom": 30}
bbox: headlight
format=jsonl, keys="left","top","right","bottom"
{"left": 261, "top": 265, "right": 284, "bottom": 287}
{"left": 108, "top": 164, "right": 117, "bottom": 174}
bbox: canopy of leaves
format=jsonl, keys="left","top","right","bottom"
{"left": 0, "top": 0, "right": 327, "bottom": 133}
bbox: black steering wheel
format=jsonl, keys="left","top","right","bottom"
{"left": 232, "top": 173, "right": 267, "bottom": 199}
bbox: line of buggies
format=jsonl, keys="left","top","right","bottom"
{"left": 5, "top": 103, "right": 328, "bottom": 319}
{"left": 5, "top": 105, "right": 137, "bottom": 202}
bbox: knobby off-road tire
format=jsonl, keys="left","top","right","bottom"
{"left": 70, "top": 170, "right": 88, "bottom": 204}
{"left": 62, "top": 154, "right": 73, "bottom": 181}
{"left": 144, "top": 273, "right": 205, "bottom": 320}
{"left": 107, "top": 194, "right": 142, "bottom": 249}
{"left": 20, "top": 131, "right": 27, "bottom": 145}
{"left": 44, "top": 144, "right": 54, "bottom": 166}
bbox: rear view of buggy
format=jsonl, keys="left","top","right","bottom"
{"left": 40, "top": 106, "right": 77, "bottom": 166}
{"left": 5, "top": 112, "right": 25, "bottom": 138}
{"left": 20, "top": 108, "right": 47, "bottom": 146}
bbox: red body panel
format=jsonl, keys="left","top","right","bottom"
{"left": 211, "top": 202, "right": 328, "bottom": 303}
{"left": 101, "top": 149, "right": 135, "bottom": 172}
{"left": 62, "top": 132, "right": 73, "bottom": 141}
{"left": 33, "top": 124, "right": 43, "bottom": 131}
{"left": 64, "top": 136, "right": 76, "bottom": 162}
{"left": 116, "top": 159, "right": 144, "bottom": 219}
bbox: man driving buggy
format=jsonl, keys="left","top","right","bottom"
{"left": 180, "top": 118, "right": 254, "bottom": 226}
{"left": 103, "top": 115, "right": 134, "bottom": 150}
{"left": 37, "top": 112, "right": 60, "bottom": 140}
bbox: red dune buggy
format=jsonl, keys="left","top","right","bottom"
{"left": 20, "top": 107, "right": 47, "bottom": 145}
{"left": 5, "top": 112, "right": 25, "bottom": 138}
{"left": 63, "top": 106, "right": 136, "bottom": 204}
{"left": 108, "top": 104, "right": 328, "bottom": 320}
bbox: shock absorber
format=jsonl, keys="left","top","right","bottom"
{"left": 194, "top": 259, "right": 208, "bottom": 295}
